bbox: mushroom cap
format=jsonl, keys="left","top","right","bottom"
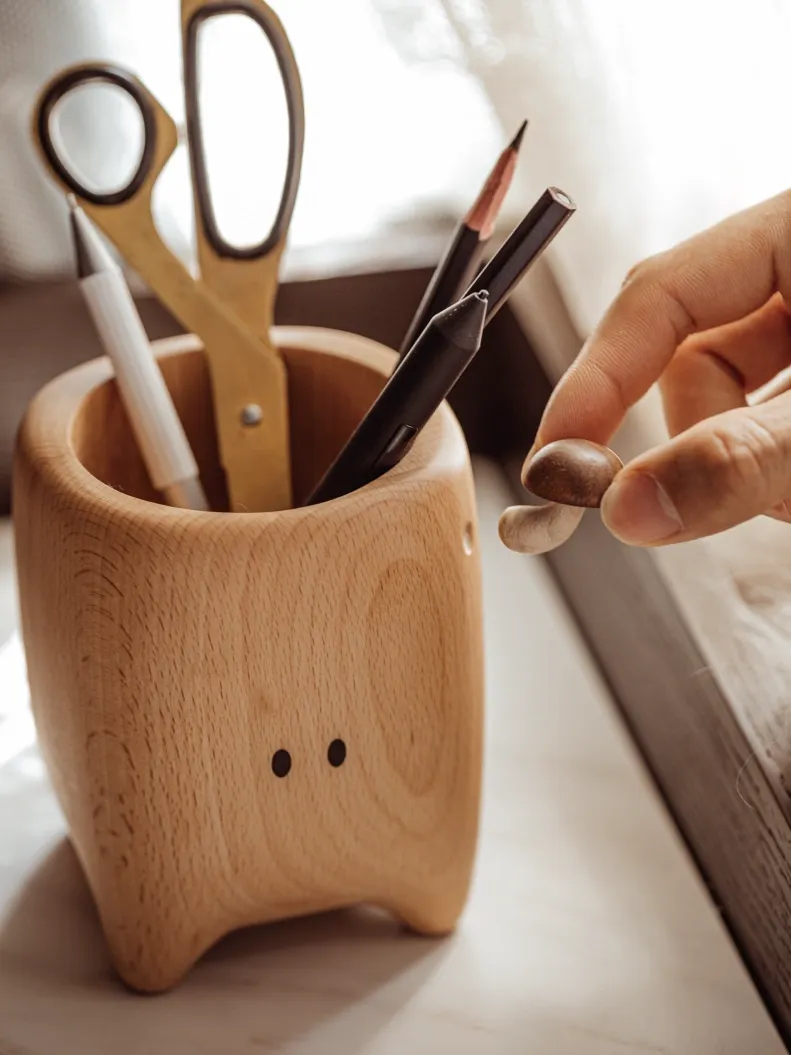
{"left": 523, "top": 439, "right": 623, "bottom": 508}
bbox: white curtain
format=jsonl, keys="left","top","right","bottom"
{"left": 4, "top": 0, "right": 791, "bottom": 343}
{"left": 0, "top": 0, "right": 503, "bottom": 281}
{"left": 372, "top": 0, "right": 791, "bottom": 337}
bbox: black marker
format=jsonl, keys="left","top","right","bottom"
{"left": 306, "top": 291, "right": 489, "bottom": 506}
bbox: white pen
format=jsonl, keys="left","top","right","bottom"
{"left": 68, "top": 197, "right": 209, "bottom": 511}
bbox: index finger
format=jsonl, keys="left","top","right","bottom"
{"left": 536, "top": 189, "right": 791, "bottom": 446}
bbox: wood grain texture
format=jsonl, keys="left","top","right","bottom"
{"left": 34, "top": 62, "right": 292, "bottom": 514}
{"left": 12, "top": 328, "right": 484, "bottom": 993}
{"left": 4, "top": 472, "right": 786, "bottom": 1051}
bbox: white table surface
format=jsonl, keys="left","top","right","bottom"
{"left": 0, "top": 461, "right": 783, "bottom": 1054}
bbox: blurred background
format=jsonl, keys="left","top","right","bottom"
{"left": 4, "top": 1, "right": 791, "bottom": 310}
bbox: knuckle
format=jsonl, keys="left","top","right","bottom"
{"left": 586, "top": 358, "right": 630, "bottom": 423}
{"left": 620, "top": 261, "right": 642, "bottom": 289}
{"left": 664, "top": 341, "right": 697, "bottom": 379}
{"left": 676, "top": 335, "right": 744, "bottom": 386}
{"left": 621, "top": 253, "right": 696, "bottom": 335}
{"left": 696, "top": 417, "right": 786, "bottom": 502}
{"left": 621, "top": 254, "right": 660, "bottom": 289}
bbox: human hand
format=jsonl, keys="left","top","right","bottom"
{"left": 509, "top": 189, "right": 791, "bottom": 547}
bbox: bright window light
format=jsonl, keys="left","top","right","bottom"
{"left": 115, "top": 0, "right": 503, "bottom": 264}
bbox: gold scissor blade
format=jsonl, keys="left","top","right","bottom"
{"left": 190, "top": 291, "right": 292, "bottom": 512}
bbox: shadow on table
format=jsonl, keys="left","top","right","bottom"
{"left": 0, "top": 839, "right": 448, "bottom": 1054}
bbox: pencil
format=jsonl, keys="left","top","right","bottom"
{"left": 463, "top": 186, "right": 576, "bottom": 323}
{"left": 307, "top": 291, "right": 489, "bottom": 506}
{"left": 69, "top": 198, "right": 209, "bottom": 511}
{"left": 396, "top": 120, "right": 527, "bottom": 364}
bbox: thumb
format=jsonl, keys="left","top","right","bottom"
{"left": 601, "top": 392, "right": 791, "bottom": 545}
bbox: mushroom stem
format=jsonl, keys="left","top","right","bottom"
{"left": 498, "top": 502, "right": 585, "bottom": 555}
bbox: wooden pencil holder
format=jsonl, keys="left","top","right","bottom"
{"left": 12, "top": 327, "right": 484, "bottom": 993}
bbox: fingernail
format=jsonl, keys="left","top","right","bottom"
{"left": 601, "top": 472, "right": 683, "bottom": 544}
{"left": 520, "top": 441, "right": 540, "bottom": 488}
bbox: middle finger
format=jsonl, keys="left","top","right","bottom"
{"left": 660, "top": 292, "right": 791, "bottom": 436}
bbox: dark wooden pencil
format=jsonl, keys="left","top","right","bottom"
{"left": 464, "top": 186, "right": 576, "bottom": 323}
{"left": 396, "top": 120, "right": 527, "bottom": 364}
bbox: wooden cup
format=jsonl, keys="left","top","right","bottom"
{"left": 12, "top": 328, "right": 484, "bottom": 993}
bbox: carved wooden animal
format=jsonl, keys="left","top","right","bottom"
{"left": 13, "top": 328, "right": 484, "bottom": 993}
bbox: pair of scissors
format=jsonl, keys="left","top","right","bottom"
{"left": 34, "top": 0, "right": 304, "bottom": 513}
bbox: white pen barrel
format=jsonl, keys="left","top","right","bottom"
{"left": 80, "top": 270, "right": 207, "bottom": 509}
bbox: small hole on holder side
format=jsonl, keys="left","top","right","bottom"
{"left": 271, "top": 749, "right": 291, "bottom": 778}
{"left": 462, "top": 522, "right": 474, "bottom": 555}
{"left": 327, "top": 739, "right": 346, "bottom": 767}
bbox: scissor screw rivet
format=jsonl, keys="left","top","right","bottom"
{"left": 241, "top": 404, "right": 264, "bottom": 427}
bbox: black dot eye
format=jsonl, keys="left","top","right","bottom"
{"left": 271, "top": 749, "right": 291, "bottom": 778}
{"left": 327, "top": 738, "right": 346, "bottom": 767}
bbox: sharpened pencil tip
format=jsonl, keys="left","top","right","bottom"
{"left": 67, "top": 194, "right": 118, "bottom": 278}
{"left": 68, "top": 201, "right": 93, "bottom": 280}
{"left": 509, "top": 119, "right": 528, "bottom": 152}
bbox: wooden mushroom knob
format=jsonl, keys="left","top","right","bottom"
{"left": 522, "top": 439, "right": 623, "bottom": 508}
{"left": 498, "top": 502, "right": 585, "bottom": 556}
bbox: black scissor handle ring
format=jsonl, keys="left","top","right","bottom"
{"left": 183, "top": 0, "right": 304, "bottom": 260}
{"left": 36, "top": 64, "right": 158, "bottom": 206}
